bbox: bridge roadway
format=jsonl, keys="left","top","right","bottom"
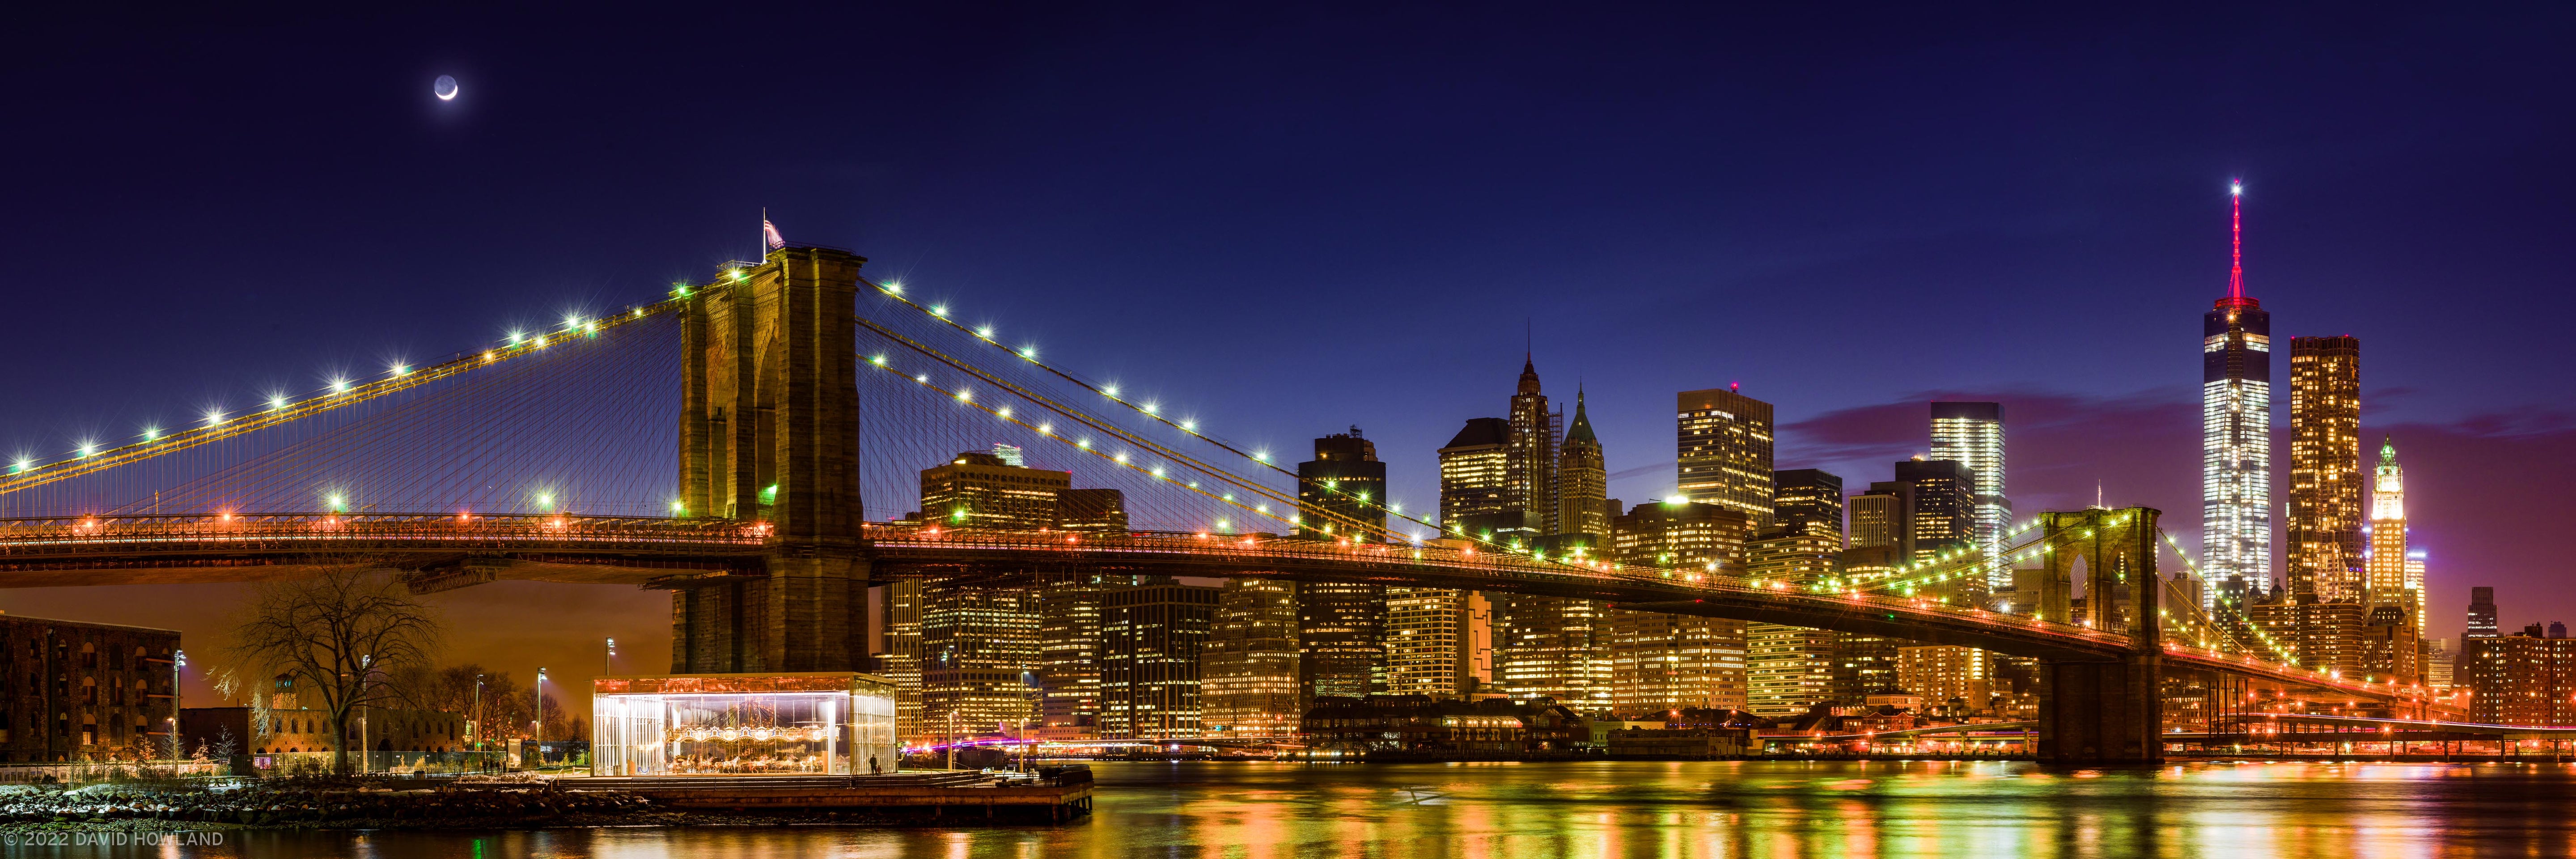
{"left": 0, "top": 515, "right": 2437, "bottom": 709}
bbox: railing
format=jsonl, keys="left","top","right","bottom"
{"left": 0, "top": 513, "right": 769, "bottom": 555}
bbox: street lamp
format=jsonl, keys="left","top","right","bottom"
{"left": 169, "top": 650, "right": 186, "bottom": 761}
{"left": 535, "top": 668, "right": 547, "bottom": 757}
{"left": 605, "top": 638, "right": 616, "bottom": 675}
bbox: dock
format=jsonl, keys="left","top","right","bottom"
{"left": 555, "top": 770, "right": 1094, "bottom": 821}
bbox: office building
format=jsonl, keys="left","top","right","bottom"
{"left": 1099, "top": 579, "right": 1220, "bottom": 739}
{"left": 1438, "top": 418, "right": 1519, "bottom": 537}
{"left": 1508, "top": 358, "right": 1561, "bottom": 535}
{"left": 1898, "top": 646, "right": 1995, "bottom": 712}
{"left": 1677, "top": 386, "right": 1775, "bottom": 524}
{"left": 1296, "top": 433, "right": 1389, "bottom": 704}
{"left": 1557, "top": 391, "right": 1612, "bottom": 541}
{"left": 1848, "top": 483, "right": 1913, "bottom": 562}
{"left": 1770, "top": 469, "right": 1845, "bottom": 544}
{"left": 1894, "top": 459, "right": 1976, "bottom": 566}
{"left": 1929, "top": 402, "right": 2009, "bottom": 588}
{"left": 2202, "top": 183, "right": 2273, "bottom": 606}
{"left": 1058, "top": 488, "right": 1129, "bottom": 532}
{"left": 1830, "top": 631, "right": 1905, "bottom": 704}
{"left": 2286, "top": 335, "right": 2364, "bottom": 603}
{"left": 1298, "top": 430, "right": 1389, "bottom": 540}
{"left": 2468, "top": 587, "right": 2499, "bottom": 639}
{"left": 919, "top": 582, "right": 1041, "bottom": 743}
{"left": 1383, "top": 587, "right": 1491, "bottom": 699}
{"left": 918, "top": 450, "right": 1069, "bottom": 529}
{"left": 873, "top": 579, "right": 924, "bottom": 741}
{"left": 1201, "top": 578, "right": 1303, "bottom": 738}
{"left": 1037, "top": 573, "right": 1107, "bottom": 739}
{"left": 2362, "top": 437, "right": 2419, "bottom": 682}
{"left": 1607, "top": 501, "right": 1754, "bottom": 714}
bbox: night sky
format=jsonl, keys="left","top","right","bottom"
{"left": 7, "top": 6, "right": 2575, "bottom": 703}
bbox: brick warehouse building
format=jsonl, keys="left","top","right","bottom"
{"left": 0, "top": 614, "right": 182, "bottom": 762}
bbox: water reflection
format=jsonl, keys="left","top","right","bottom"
{"left": 53, "top": 760, "right": 2576, "bottom": 857}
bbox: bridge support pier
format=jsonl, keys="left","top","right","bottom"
{"left": 671, "top": 244, "right": 872, "bottom": 674}
{"left": 2035, "top": 654, "right": 2165, "bottom": 764}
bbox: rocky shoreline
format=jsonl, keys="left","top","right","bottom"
{"left": 0, "top": 780, "right": 997, "bottom": 832}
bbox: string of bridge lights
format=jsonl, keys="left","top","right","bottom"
{"left": 858, "top": 275, "right": 1643, "bottom": 567}
{"left": 2, "top": 294, "right": 679, "bottom": 498}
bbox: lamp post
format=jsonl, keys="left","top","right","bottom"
{"left": 535, "top": 668, "right": 547, "bottom": 768}
{"left": 169, "top": 650, "right": 186, "bottom": 761}
{"left": 604, "top": 638, "right": 616, "bottom": 676}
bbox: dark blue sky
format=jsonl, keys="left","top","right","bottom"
{"left": 6, "top": 5, "right": 2574, "bottom": 690}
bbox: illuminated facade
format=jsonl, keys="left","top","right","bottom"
{"left": 1507, "top": 358, "right": 1561, "bottom": 535}
{"left": 1847, "top": 484, "right": 1911, "bottom": 561}
{"left": 1383, "top": 586, "right": 1490, "bottom": 699}
{"left": 1928, "top": 402, "right": 2008, "bottom": 587}
{"left": 591, "top": 673, "right": 898, "bottom": 777}
{"left": 1036, "top": 573, "right": 1106, "bottom": 739}
{"left": 2362, "top": 437, "right": 2419, "bottom": 683}
{"left": 1897, "top": 646, "right": 1993, "bottom": 711}
{"left": 1296, "top": 434, "right": 1387, "bottom": 703}
{"left": 2202, "top": 183, "right": 2272, "bottom": 609}
{"left": 1500, "top": 390, "right": 1612, "bottom": 712}
{"left": 919, "top": 582, "right": 1040, "bottom": 742}
{"left": 1894, "top": 459, "right": 1975, "bottom": 567}
{"left": 1099, "top": 581, "right": 1218, "bottom": 739}
{"left": 1608, "top": 502, "right": 1754, "bottom": 714}
{"left": 917, "top": 450, "right": 1068, "bottom": 529}
{"left": 1556, "top": 392, "right": 1611, "bottom": 541}
{"left": 2464, "top": 634, "right": 2576, "bottom": 727}
{"left": 1677, "top": 387, "right": 1775, "bottom": 525}
{"left": 1437, "top": 418, "right": 1517, "bottom": 537}
{"left": 1201, "top": 578, "right": 1303, "bottom": 738}
{"left": 2287, "top": 335, "right": 2364, "bottom": 602}
{"left": 873, "top": 580, "right": 923, "bottom": 741}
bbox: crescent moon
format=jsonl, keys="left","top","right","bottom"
{"left": 435, "top": 76, "right": 459, "bottom": 101}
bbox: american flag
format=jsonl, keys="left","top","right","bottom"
{"left": 762, "top": 217, "right": 786, "bottom": 251}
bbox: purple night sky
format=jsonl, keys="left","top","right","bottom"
{"left": 5, "top": 6, "right": 2574, "bottom": 702}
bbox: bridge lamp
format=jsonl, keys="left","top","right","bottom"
{"left": 76, "top": 442, "right": 94, "bottom": 458}
{"left": 883, "top": 281, "right": 902, "bottom": 294}
{"left": 728, "top": 269, "right": 745, "bottom": 281}
{"left": 954, "top": 389, "right": 972, "bottom": 403}
{"left": 928, "top": 305, "right": 946, "bottom": 317}
{"left": 670, "top": 501, "right": 686, "bottom": 515}
{"left": 7, "top": 459, "right": 27, "bottom": 474}
{"left": 1150, "top": 466, "right": 1165, "bottom": 478}
{"left": 269, "top": 395, "right": 288, "bottom": 410}
{"left": 1256, "top": 504, "right": 1269, "bottom": 515}
{"left": 330, "top": 378, "right": 351, "bottom": 394}
{"left": 1250, "top": 451, "right": 1269, "bottom": 463}
{"left": 996, "top": 406, "right": 1012, "bottom": 418}
{"left": 1112, "top": 452, "right": 1128, "bottom": 464}
{"left": 538, "top": 493, "right": 555, "bottom": 510}
{"left": 1140, "top": 401, "right": 1159, "bottom": 415}
{"left": 1077, "top": 438, "right": 1092, "bottom": 450}
{"left": 1179, "top": 420, "right": 1196, "bottom": 433}
{"left": 391, "top": 363, "right": 411, "bottom": 376}
{"left": 141, "top": 427, "right": 159, "bottom": 442}
{"left": 326, "top": 494, "right": 344, "bottom": 511}
{"left": 508, "top": 332, "right": 525, "bottom": 346}
{"left": 914, "top": 375, "right": 928, "bottom": 384}
{"left": 204, "top": 409, "right": 225, "bottom": 425}
{"left": 1035, "top": 423, "right": 1051, "bottom": 435}
{"left": 869, "top": 355, "right": 886, "bottom": 366}
{"left": 1018, "top": 346, "right": 1037, "bottom": 360}
{"left": 974, "top": 326, "right": 993, "bottom": 338}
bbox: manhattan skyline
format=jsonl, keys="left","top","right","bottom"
{"left": 4, "top": 5, "right": 2574, "bottom": 700}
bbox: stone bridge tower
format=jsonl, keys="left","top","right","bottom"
{"left": 671, "top": 246, "right": 869, "bottom": 673}
{"left": 2028, "top": 506, "right": 2165, "bottom": 764}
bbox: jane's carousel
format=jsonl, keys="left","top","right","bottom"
{"left": 591, "top": 673, "right": 900, "bottom": 776}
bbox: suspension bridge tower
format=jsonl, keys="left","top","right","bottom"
{"left": 672, "top": 245, "right": 871, "bottom": 673}
{"left": 2029, "top": 506, "right": 2166, "bottom": 764}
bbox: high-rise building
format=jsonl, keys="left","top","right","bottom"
{"left": 1383, "top": 586, "right": 1491, "bottom": 699}
{"left": 1099, "top": 579, "right": 1220, "bottom": 739}
{"left": 1848, "top": 483, "right": 1914, "bottom": 561}
{"left": 1770, "top": 469, "right": 1845, "bottom": 544}
{"left": 1298, "top": 430, "right": 1388, "bottom": 540}
{"left": 1677, "top": 387, "right": 1775, "bottom": 525}
{"left": 2464, "top": 632, "right": 2576, "bottom": 727}
{"left": 1898, "top": 645, "right": 1995, "bottom": 712}
{"left": 918, "top": 451, "right": 1070, "bottom": 529}
{"left": 1607, "top": 501, "right": 1754, "bottom": 714}
{"left": 2362, "top": 436, "right": 2419, "bottom": 682}
{"left": 919, "top": 581, "right": 1042, "bottom": 743}
{"left": 1057, "top": 489, "right": 1129, "bottom": 532}
{"left": 2286, "top": 336, "right": 2364, "bottom": 603}
{"left": 1498, "top": 389, "right": 1613, "bottom": 712}
{"left": 1745, "top": 530, "right": 1838, "bottom": 716}
{"left": 2468, "top": 587, "right": 2500, "bottom": 639}
{"left": 874, "top": 579, "right": 924, "bottom": 740}
{"left": 1438, "top": 418, "right": 1519, "bottom": 537}
{"left": 1929, "top": 402, "right": 2009, "bottom": 587}
{"left": 1829, "top": 630, "right": 1904, "bottom": 704}
{"left": 1557, "top": 391, "right": 1611, "bottom": 541}
{"left": 1296, "top": 433, "right": 1389, "bottom": 704}
{"left": 1893, "top": 459, "right": 1976, "bottom": 566}
{"left": 1036, "top": 573, "right": 1107, "bottom": 739}
{"left": 2202, "top": 183, "right": 2273, "bottom": 606}
{"left": 1200, "top": 578, "right": 1302, "bottom": 738}
{"left": 1508, "top": 359, "right": 1561, "bottom": 536}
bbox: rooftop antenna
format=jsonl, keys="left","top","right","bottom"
{"left": 2096, "top": 480, "right": 2104, "bottom": 509}
{"left": 2228, "top": 180, "right": 2245, "bottom": 300}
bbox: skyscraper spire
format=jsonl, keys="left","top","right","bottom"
{"left": 2229, "top": 181, "right": 2245, "bottom": 300}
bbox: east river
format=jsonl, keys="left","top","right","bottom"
{"left": 41, "top": 759, "right": 2576, "bottom": 857}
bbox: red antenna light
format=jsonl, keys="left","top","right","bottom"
{"left": 2228, "top": 181, "right": 2245, "bottom": 300}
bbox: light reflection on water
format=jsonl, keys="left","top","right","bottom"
{"left": 65, "top": 759, "right": 2576, "bottom": 857}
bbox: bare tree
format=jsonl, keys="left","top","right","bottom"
{"left": 229, "top": 565, "right": 442, "bottom": 774}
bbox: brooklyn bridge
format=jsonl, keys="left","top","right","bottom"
{"left": 0, "top": 243, "right": 2453, "bottom": 764}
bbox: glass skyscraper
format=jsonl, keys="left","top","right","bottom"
{"left": 1928, "top": 402, "right": 2008, "bottom": 588}
{"left": 2202, "top": 183, "right": 2271, "bottom": 610}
